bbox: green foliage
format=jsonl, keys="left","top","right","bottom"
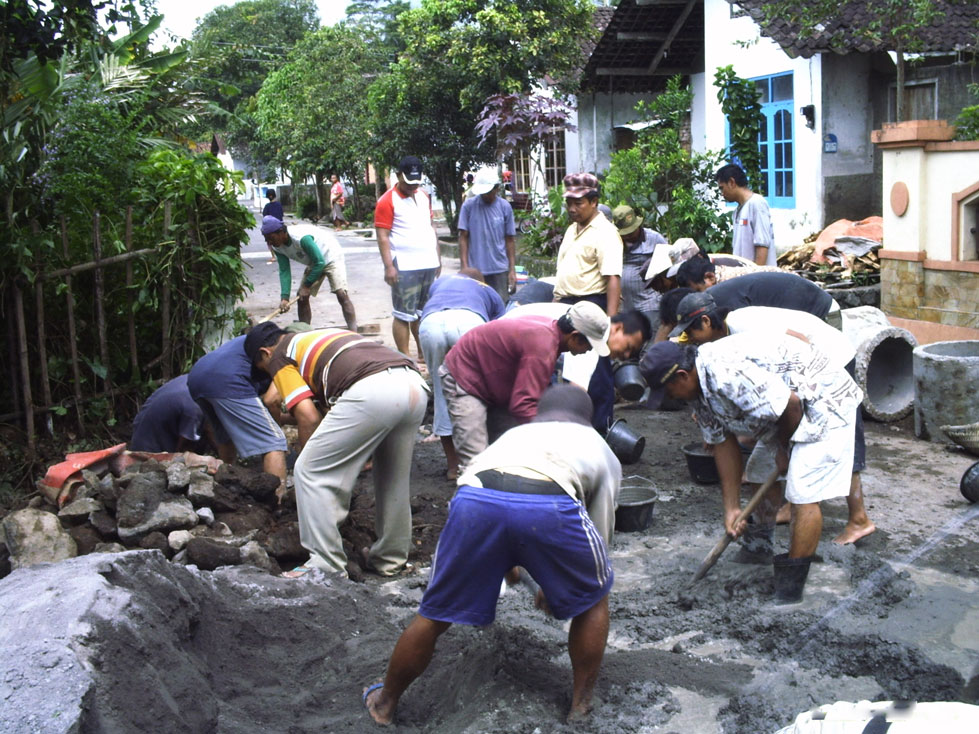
{"left": 603, "top": 76, "right": 731, "bottom": 252}
{"left": 517, "top": 186, "right": 569, "bottom": 258}
{"left": 955, "top": 83, "right": 979, "bottom": 141}
{"left": 255, "top": 24, "right": 386, "bottom": 214}
{"left": 714, "top": 65, "right": 764, "bottom": 195}
{"left": 367, "top": 0, "right": 595, "bottom": 233}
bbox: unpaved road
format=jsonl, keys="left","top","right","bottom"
{"left": 231, "top": 211, "right": 979, "bottom": 732}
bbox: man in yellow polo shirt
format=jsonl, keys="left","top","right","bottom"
{"left": 552, "top": 172, "right": 624, "bottom": 431}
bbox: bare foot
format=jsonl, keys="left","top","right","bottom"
{"left": 775, "top": 503, "right": 791, "bottom": 525}
{"left": 833, "top": 521, "right": 876, "bottom": 545}
{"left": 566, "top": 702, "right": 593, "bottom": 723}
{"left": 445, "top": 468, "right": 458, "bottom": 481}
{"left": 363, "top": 682, "right": 393, "bottom": 726}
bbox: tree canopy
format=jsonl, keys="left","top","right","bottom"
{"left": 256, "top": 24, "right": 386, "bottom": 214}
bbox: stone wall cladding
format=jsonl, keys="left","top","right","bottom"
{"left": 881, "top": 259, "right": 979, "bottom": 328}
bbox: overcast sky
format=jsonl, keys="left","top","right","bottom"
{"left": 151, "top": 0, "right": 351, "bottom": 46}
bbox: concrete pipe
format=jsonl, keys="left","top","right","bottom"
{"left": 841, "top": 307, "right": 918, "bottom": 422}
{"left": 913, "top": 340, "right": 979, "bottom": 442}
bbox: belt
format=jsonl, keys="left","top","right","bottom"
{"left": 475, "top": 469, "right": 564, "bottom": 495}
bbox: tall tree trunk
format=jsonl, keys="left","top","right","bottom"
{"left": 314, "top": 171, "right": 326, "bottom": 219}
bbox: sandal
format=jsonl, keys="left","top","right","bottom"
{"left": 281, "top": 562, "right": 315, "bottom": 579}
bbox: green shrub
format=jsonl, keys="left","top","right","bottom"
{"left": 955, "top": 83, "right": 979, "bottom": 141}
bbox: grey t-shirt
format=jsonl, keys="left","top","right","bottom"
{"left": 731, "top": 193, "right": 775, "bottom": 266}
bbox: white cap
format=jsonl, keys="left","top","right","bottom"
{"left": 566, "top": 301, "right": 611, "bottom": 356}
{"left": 470, "top": 170, "right": 500, "bottom": 196}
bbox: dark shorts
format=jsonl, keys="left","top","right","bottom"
{"left": 391, "top": 266, "right": 438, "bottom": 322}
{"left": 419, "top": 485, "right": 613, "bottom": 625}
{"left": 845, "top": 360, "right": 867, "bottom": 472}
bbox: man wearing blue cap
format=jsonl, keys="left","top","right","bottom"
{"left": 260, "top": 215, "right": 357, "bottom": 329}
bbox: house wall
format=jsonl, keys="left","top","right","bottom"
{"left": 701, "top": 0, "right": 823, "bottom": 247}
{"left": 820, "top": 53, "right": 884, "bottom": 222}
{"left": 576, "top": 91, "right": 653, "bottom": 174}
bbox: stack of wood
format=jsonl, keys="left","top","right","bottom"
{"left": 778, "top": 236, "right": 881, "bottom": 287}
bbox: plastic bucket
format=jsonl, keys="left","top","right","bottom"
{"left": 682, "top": 442, "right": 719, "bottom": 484}
{"left": 613, "top": 361, "right": 646, "bottom": 402}
{"left": 606, "top": 419, "right": 645, "bottom": 464}
{"left": 614, "top": 483, "right": 657, "bottom": 532}
{"left": 961, "top": 460, "right": 979, "bottom": 504}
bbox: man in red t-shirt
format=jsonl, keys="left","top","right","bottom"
{"left": 374, "top": 156, "right": 441, "bottom": 361}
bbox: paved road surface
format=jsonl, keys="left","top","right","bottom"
{"left": 238, "top": 208, "right": 460, "bottom": 352}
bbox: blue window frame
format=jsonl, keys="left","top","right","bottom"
{"left": 723, "top": 72, "right": 795, "bottom": 208}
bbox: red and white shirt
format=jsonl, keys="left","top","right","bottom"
{"left": 374, "top": 187, "right": 439, "bottom": 271}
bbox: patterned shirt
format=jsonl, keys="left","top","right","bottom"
{"left": 694, "top": 332, "right": 862, "bottom": 446}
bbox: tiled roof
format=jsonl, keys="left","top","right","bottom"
{"left": 733, "top": 0, "right": 979, "bottom": 58}
{"left": 581, "top": 0, "right": 705, "bottom": 94}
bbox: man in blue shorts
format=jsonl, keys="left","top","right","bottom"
{"left": 364, "top": 384, "right": 618, "bottom": 725}
{"left": 187, "top": 328, "right": 288, "bottom": 498}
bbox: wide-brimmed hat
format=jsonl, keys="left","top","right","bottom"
{"left": 612, "top": 205, "right": 643, "bottom": 236}
{"left": 644, "top": 245, "right": 674, "bottom": 280}
{"left": 562, "top": 172, "right": 600, "bottom": 199}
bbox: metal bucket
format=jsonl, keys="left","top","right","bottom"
{"left": 606, "top": 419, "right": 645, "bottom": 464}
{"left": 613, "top": 361, "right": 646, "bottom": 402}
{"left": 614, "top": 481, "right": 657, "bottom": 532}
{"left": 682, "top": 442, "right": 719, "bottom": 484}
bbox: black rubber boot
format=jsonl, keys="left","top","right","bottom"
{"left": 733, "top": 522, "right": 774, "bottom": 564}
{"left": 772, "top": 553, "right": 813, "bottom": 604}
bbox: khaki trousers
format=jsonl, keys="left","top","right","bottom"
{"left": 294, "top": 367, "right": 428, "bottom": 575}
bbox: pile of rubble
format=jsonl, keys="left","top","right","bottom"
{"left": 0, "top": 454, "right": 307, "bottom": 578}
{"left": 778, "top": 216, "right": 883, "bottom": 287}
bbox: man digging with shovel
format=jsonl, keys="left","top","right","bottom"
{"left": 640, "top": 336, "right": 862, "bottom": 603}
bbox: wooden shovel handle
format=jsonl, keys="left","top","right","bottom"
{"left": 692, "top": 468, "right": 781, "bottom": 582}
{"left": 257, "top": 295, "right": 300, "bottom": 324}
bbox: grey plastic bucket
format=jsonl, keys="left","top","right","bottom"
{"left": 606, "top": 419, "right": 645, "bottom": 464}
{"left": 614, "top": 483, "right": 657, "bottom": 532}
{"left": 613, "top": 361, "right": 646, "bottom": 402}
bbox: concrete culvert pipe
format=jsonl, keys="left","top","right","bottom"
{"left": 841, "top": 307, "right": 918, "bottom": 422}
{"left": 913, "top": 340, "right": 979, "bottom": 442}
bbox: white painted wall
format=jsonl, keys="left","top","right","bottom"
{"left": 881, "top": 145, "right": 979, "bottom": 260}
{"left": 701, "top": 0, "right": 824, "bottom": 248}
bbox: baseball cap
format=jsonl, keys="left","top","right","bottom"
{"left": 470, "top": 170, "right": 500, "bottom": 196}
{"left": 566, "top": 301, "right": 610, "bottom": 356}
{"left": 612, "top": 205, "right": 643, "bottom": 236}
{"left": 244, "top": 322, "right": 286, "bottom": 362}
{"left": 669, "top": 291, "right": 717, "bottom": 337}
{"left": 533, "top": 384, "right": 593, "bottom": 427}
{"left": 665, "top": 238, "right": 701, "bottom": 278}
{"left": 260, "top": 216, "right": 285, "bottom": 236}
{"left": 562, "top": 172, "right": 600, "bottom": 199}
{"left": 639, "top": 340, "right": 686, "bottom": 409}
{"left": 398, "top": 156, "right": 424, "bottom": 184}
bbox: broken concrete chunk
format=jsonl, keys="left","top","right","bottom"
{"left": 93, "top": 542, "right": 127, "bottom": 554}
{"left": 59, "top": 497, "right": 103, "bottom": 520}
{"left": 196, "top": 507, "right": 215, "bottom": 526}
{"left": 116, "top": 497, "right": 199, "bottom": 544}
{"left": 166, "top": 461, "right": 192, "bottom": 492}
{"left": 168, "top": 530, "right": 194, "bottom": 552}
{"left": 186, "top": 469, "right": 216, "bottom": 507}
{"left": 116, "top": 472, "right": 167, "bottom": 528}
{"left": 138, "top": 532, "right": 170, "bottom": 556}
{"left": 185, "top": 537, "right": 241, "bottom": 571}
{"left": 265, "top": 522, "right": 304, "bottom": 559}
{"left": 68, "top": 525, "right": 102, "bottom": 555}
{"left": 239, "top": 541, "right": 272, "bottom": 571}
{"left": 2, "top": 508, "right": 77, "bottom": 569}
{"left": 89, "top": 510, "right": 117, "bottom": 538}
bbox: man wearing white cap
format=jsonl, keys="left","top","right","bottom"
{"left": 439, "top": 301, "right": 611, "bottom": 470}
{"left": 458, "top": 170, "right": 516, "bottom": 303}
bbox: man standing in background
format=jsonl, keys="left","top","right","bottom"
{"left": 458, "top": 171, "right": 516, "bottom": 303}
{"left": 716, "top": 163, "right": 776, "bottom": 267}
